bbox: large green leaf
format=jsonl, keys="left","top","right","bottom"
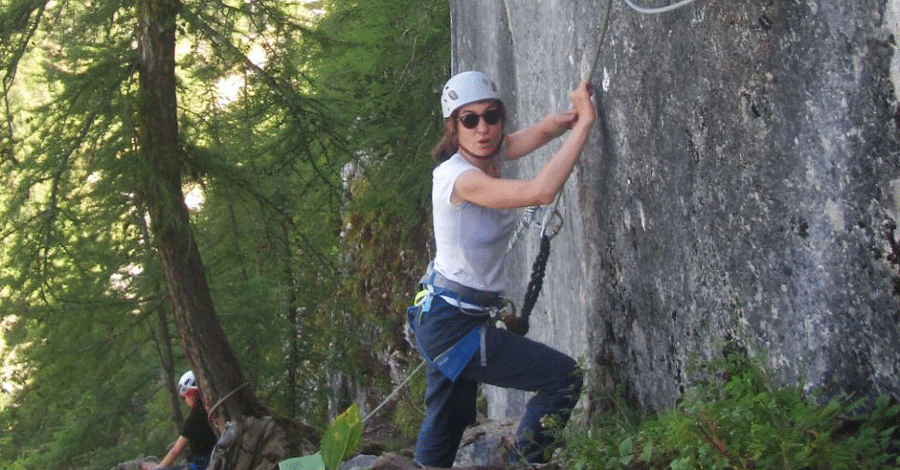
{"left": 320, "top": 404, "right": 362, "bottom": 470}
{"left": 279, "top": 453, "right": 325, "bottom": 470}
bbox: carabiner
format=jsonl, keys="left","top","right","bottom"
{"left": 540, "top": 208, "right": 564, "bottom": 239}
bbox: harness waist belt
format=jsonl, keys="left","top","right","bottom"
{"left": 420, "top": 262, "right": 501, "bottom": 308}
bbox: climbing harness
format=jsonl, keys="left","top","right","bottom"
{"left": 407, "top": 263, "right": 519, "bottom": 381}
{"left": 419, "top": 261, "right": 503, "bottom": 308}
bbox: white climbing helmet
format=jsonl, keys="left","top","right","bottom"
{"left": 440, "top": 71, "right": 502, "bottom": 119}
{"left": 178, "top": 370, "right": 198, "bottom": 397}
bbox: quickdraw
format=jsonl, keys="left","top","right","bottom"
{"left": 505, "top": 204, "right": 563, "bottom": 255}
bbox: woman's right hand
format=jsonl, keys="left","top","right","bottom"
{"left": 570, "top": 80, "right": 596, "bottom": 131}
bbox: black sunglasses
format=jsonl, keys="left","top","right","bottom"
{"left": 458, "top": 108, "right": 503, "bottom": 129}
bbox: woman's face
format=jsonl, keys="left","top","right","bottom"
{"left": 455, "top": 100, "right": 504, "bottom": 160}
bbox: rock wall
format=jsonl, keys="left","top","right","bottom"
{"left": 449, "top": 0, "right": 900, "bottom": 415}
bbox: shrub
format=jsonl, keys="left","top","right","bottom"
{"left": 561, "top": 348, "right": 900, "bottom": 469}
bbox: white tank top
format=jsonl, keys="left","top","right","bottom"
{"left": 432, "top": 153, "right": 515, "bottom": 293}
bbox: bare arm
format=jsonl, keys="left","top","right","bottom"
{"left": 153, "top": 435, "right": 188, "bottom": 469}
{"left": 456, "top": 80, "right": 596, "bottom": 209}
{"left": 505, "top": 109, "right": 577, "bottom": 160}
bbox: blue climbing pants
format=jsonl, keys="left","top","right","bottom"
{"left": 412, "top": 295, "right": 582, "bottom": 467}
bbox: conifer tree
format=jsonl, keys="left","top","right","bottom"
{"left": 0, "top": 0, "right": 330, "bottom": 466}
{"left": 0, "top": 0, "right": 450, "bottom": 467}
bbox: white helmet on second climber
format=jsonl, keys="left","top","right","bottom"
{"left": 178, "top": 370, "right": 198, "bottom": 397}
{"left": 440, "top": 71, "right": 502, "bottom": 119}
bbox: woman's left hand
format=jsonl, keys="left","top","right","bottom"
{"left": 553, "top": 108, "right": 578, "bottom": 133}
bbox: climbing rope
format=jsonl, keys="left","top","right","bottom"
{"left": 209, "top": 382, "right": 251, "bottom": 419}
{"left": 505, "top": 206, "right": 538, "bottom": 254}
{"left": 363, "top": 359, "right": 425, "bottom": 424}
{"left": 510, "top": 0, "right": 700, "bottom": 327}
{"left": 517, "top": 234, "right": 552, "bottom": 333}
{"left": 508, "top": 0, "right": 702, "bottom": 249}
{"left": 622, "top": 0, "right": 701, "bottom": 15}
{"left": 510, "top": 0, "right": 614, "bottom": 330}
{"left": 506, "top": 0, "right": 613, "bottom": 254}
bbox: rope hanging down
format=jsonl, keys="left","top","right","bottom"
{"left": 508, "top": 0, "right": 614, "bottom": 333}
{"left": 512, "top": 234, "right": 552, "bottom": 334}
{"left": 510, "top": 0, "right": 700, "bottom": 329}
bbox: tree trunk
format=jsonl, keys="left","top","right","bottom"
{"left": 282, "top": 219, "right": 301, "bottom": 419}
{"left": 134, "top": 0, "right": 319, "bottom": 467}
{"left": 155, "top": 294, "right": 184, "bottom": 435}
{"left": 140, "top": 206, "right": 185, "bottom": 434}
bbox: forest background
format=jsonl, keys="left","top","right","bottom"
{"left": 0, "top": 0, "right": 446, "bottom": 468}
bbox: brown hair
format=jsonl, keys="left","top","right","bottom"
{"left": 431, "top": 100, "right": 506, "bottom": 164}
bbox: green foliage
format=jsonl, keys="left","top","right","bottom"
{"left": 561, "top": 349, "right": 900, "bottom": 469}
{"left": 279, "top": 453, "right": 325, "bottom": 470}
{"left": 304, "top": 0, "right": 448, "bottom": 441}
{"left": 280, "top": 404, "right": 362, "bottom": 470}
{"left": 320, "top": 404, "right": 362, "bottom": 470}
{"left": 313, "top": 0, "right": 447, "bottom": 220}
{"left": 1, "top": 0, "right": 446, "bottom": 467}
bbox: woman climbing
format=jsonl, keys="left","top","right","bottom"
{"left": 147, "top": 371, "right": 217, "bottom": 470}
{"left": 410, "top": 70, "right": 595, "bottom": 467}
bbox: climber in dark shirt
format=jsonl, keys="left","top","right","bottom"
{"left": 150, "top": 370, "right": 217, "bottom": 470}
